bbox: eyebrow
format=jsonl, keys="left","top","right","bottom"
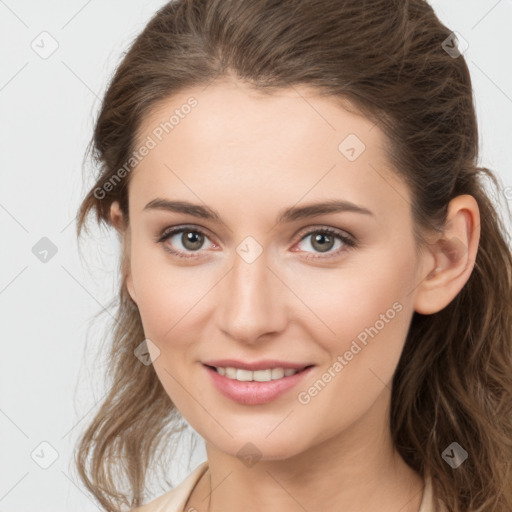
{"left": 143, "top": 198, "right": 375, "bottom": 223}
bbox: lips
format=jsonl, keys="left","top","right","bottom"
{"left": 202, "top": 359, "right": 313, "bottom": 371}
{"left": 203, "top": 362, "right": 315, "bottom": 405}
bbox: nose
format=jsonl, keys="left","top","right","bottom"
{"left": 215, "top": 244, "right": 288, "bottom": 345}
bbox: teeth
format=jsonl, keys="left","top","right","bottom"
{"left": 214, "top": 366, "right": 301, "bottom": 382}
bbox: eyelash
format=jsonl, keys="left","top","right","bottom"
{"left": 155, "top": 225, "right": 357, "bottom": 260}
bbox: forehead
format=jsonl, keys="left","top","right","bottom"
{"left": 135, "top": 79, "right": 378, "bottom": 154}
{"left": 128, "top": 80, "right": 410, "bottom": 222}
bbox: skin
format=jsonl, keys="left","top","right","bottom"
{"left": 109, "top": 76, "right": 480, "bottom": 512}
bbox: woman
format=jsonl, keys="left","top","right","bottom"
{"left": 74, "top": 1, "right": 512, "bottom": 511}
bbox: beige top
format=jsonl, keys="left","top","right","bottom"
{"left": 132, "top": 460, "right": 447, "bottom": 512}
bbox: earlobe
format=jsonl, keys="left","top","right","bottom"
{"left": 413, "top": 195, "right": 480, "bottom": 315}
{"left": 123, "top": 247, "right": 137, "bottom": 305}
{"left": 126, "top": 272, "right": 137, "bottom": 305}
{"left": 110, "top": 201, "right": 137, "bottom": 304}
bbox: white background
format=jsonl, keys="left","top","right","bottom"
{"left": 1, "top": 1, "right": 511, "bottom": 510}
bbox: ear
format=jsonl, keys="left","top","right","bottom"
{"left": 109, "top": 201, "right": 137, "bottom": 304}
{"left": 413, "top": 194, "right": 480, "bottom": 315}
{"left": 109, "top": 200, "right": 126, "bottom": 233}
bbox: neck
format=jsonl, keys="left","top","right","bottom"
{"left": 187, "top": 387, "right": 425, "bottom": 512}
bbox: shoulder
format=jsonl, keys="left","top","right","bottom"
{"left": 419, "top": 474, "right": 448, "bottom": 512}
{"left": 132, "top": 460, "right": 209, "bottom": 512}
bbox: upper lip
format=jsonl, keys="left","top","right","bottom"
{"left": 203, "top": 359, "right": 314, "bottom": 371}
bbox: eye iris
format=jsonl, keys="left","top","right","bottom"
{"left": 312, "top": 233, "right": 335, "bottom": 253}
{"left": 182, "top": 230, "right": 204, "bottom": 251}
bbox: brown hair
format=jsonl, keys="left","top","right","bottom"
{"left": 74, "top": 1, "right": 512, "bottom": 510}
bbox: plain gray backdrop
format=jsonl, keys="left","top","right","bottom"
{"left": 1, "top": 1, "right": 511, "bottom": 510}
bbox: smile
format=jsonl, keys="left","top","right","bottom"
{"left": 203, "top": 363, "right": 315, "bottom": 405}
{"left": 209, "top": 365, "right": 305, "bottom": 381}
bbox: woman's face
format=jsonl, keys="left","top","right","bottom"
{"left": 118, "top": 79, "right": 430, "bottom": 460}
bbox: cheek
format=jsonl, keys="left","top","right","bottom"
{"left": 129, "top": 237, "right": 214, "bottom": 336}
{"left": 291, "top": 261, "right": 414, "bottom": 435}
{"left": 293, "top": 257, "right": 410, "bottom": 342}
{"left": 129, "top": 245, "right": 207, "bottom": 412}
{"left": 289, "top": 247, "right": 416, "bottom": 393}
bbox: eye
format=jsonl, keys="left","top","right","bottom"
{"left": 156, "top": 225, "right": 216, "bottom": 259}
{"left": 156, "top": 225, "right": 357, "bottom": 260}
{"left": 293, "top": 227, "right": 356, "bottom": 260}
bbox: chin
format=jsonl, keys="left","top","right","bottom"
{"left": 208, "top": 432, "right": 312, "bottom": 464}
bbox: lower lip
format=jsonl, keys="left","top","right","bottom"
{"left": 203, "top": 364, "right": 314, "bottom": 405}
